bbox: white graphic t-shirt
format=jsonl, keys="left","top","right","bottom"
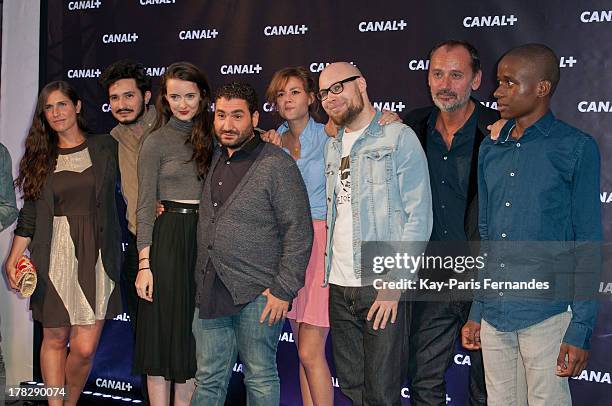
{"left": 329, "top": 124, "right": 368, "bottom": 287}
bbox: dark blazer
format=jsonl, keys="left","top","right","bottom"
{"left": 15, "top": 134, "right": 122, "bottom": 306}
{"left": 403, "top": 99, "right": 499, "bottom": 241}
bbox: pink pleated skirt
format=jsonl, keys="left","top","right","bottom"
{"left": 287, "top": 220, "right": 329, "bottom": 327}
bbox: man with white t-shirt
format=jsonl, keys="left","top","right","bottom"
{"left": 319, "top": 62, "right": 433, "bottom": 405}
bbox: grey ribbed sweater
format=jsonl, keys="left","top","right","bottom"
{"left": 196, "top": 143, "right": 313, "bottom": 309}
{"left": 136, "top": 116, "right": 202, "bottom": 251}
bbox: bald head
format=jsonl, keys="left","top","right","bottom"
{"left": 319, "top": 62, "right": 362, "bottom": 89}
{"left": 318, "top": 62, "right": 375, "bottom": 130}
{"left": 501, "top": 44, "right": 560, "bottom": 95}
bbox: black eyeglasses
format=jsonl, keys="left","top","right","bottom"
{"left": 316, "top": 76, "right": 360, "bottom": 101}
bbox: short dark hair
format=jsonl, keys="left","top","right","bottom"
{"left": 214, "top": 82, "right": 259, "bottom": 114}
{"left": 501, "top": 43, "right": 560, "bottom": 95}
{"left": 429, "top": 40, "right": 481, "bottom": 74}
{"left": 99, "top": 59, "right": 152, "bottom": 96}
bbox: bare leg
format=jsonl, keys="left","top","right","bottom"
{"left": 298, "top": 323, "right": 333, "bottom": 406}
{"left": 291, "top": 320, "right": 334, "bottom": 406}
{"left": 174, "top": 378, "right": 195, "bottom": 406}
{"left": 147, "top": 376, "right": 170, "bottom": 406}
{"left": 64, "top": 321, "right": 105, "bottom": 406}
{"left": 290, "top": 320, "right": 312, "bottom": 406}
{"left": 41, "top": 326, "right": 70, "bottom": 406}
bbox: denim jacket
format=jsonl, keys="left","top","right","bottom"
{"left": 323, "top": 110, "right": 433, "bottom": 284}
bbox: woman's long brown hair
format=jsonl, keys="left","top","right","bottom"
{"left": 153, "top": 61, "right": 214, "bottom": 178}
{"left": 15, "top": 81, "right": 88, "bottom": 200}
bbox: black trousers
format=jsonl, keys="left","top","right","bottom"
{"left": 121, "top": 231, "right": 139, "bottom": 331}
{"left": 329, "top": 284, "right": 408, "bottom": 406}
{"left": 409, "top": 300, "right": 486, "bottom": 406}
{"left": 121, "top": 232, "right": 149, "bottom": 402}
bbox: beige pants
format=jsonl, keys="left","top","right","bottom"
{"left": 481, "top": 312, "right": 572, "bottom": 406}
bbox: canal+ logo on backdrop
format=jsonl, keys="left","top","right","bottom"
{"left": 220, "top": 64, "right": 263, "bottom": 75}
{"left": 463, "top": 14, "right": 517, "bottom": 28}
{"left": 358, "top": 19, "right": 407, "bottom": 32}
{"left": 264, "top": 24, "right": 309, "bottom": 36}
{"left": 68, "top": 0, "right": 101, "bottom": 10}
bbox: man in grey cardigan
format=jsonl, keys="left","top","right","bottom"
{"left": 190, "top": 82, "right": 313, "bottom": 406}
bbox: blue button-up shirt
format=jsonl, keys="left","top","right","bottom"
{"left": 278, "top": 117, "right": 328, "bottom": 220}
{"left": 427, "top": 110, "right": 477, "bottom": 241}
{"left": 469, "top": 111, "right": 602, "bottom": 349}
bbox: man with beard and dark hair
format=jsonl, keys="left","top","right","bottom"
{"left": 319, "top": 62, "right": 432, "bottom": 405}
{"left": 191, "top": 82, "right": 313, "bottom": 405}
{"left": 402, "top": 40, "right": 499, "bottom": 406}
{"left": 99, "top": 60, "right": 156, "bottom": 331}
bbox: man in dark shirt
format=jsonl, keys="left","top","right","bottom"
{"left": 99, "top": 60, "right": 157, "bottom": 331}
{"left": 191, "top": 82, "right": 313, "bottom": 405}
{"left": 462, "top": 44, "right": 601, "bottom": 405}
{"left": 403, "top": 40, "right": 498, "bottom": 406}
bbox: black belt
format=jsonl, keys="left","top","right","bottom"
{"left": 166, "top": 207, "right": 198, "bottom": 214}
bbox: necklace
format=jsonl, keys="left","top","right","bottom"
{"left": 282, "top": 131, "right": 301, "bottom": 158}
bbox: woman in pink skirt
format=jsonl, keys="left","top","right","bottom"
{"left": 264, "top": 66, "right": 401, "bottom": 405}
{"left": 265, "top": 66, "right": 333, "bottom": 406}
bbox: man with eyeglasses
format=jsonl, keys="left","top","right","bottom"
{"left": 319, "top": 62, "right": 432, "bottom": 405}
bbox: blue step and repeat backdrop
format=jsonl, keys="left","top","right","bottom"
{"left": 40, "top": 0, "right": 611, "bottom": 404}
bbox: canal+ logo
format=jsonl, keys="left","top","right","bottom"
{"left": 559, "top": 56, "right": 577, "bottom": 68}
{"left": 359, "top": 20, "right": 407, "bottom": 32}
{"left": 220, "top": 64, "right": 263, "bottom": 75}
{"left": 67, "top": 68, "right": 101, "bottom": 79}
{"left": 463, "top": 14, "right": 517, "bottom": 27}
{"left": 373, "top": 101, "right": 406, "bottom": 113}
{"left": 310, "top": 61, "right": 356, "bottom": 73}
{"left": 140, "top": 0, "right": 176, "bottom": 5}
{"left": 580, "top": 10, "right": 612, "bottom": 23}
{"left": 179, "top": 29, "right": 219, "bottom": 40}
{"left": 409, "top": 59, "right": 429, "bottom": 71}
{"left": 102, "top": 33, "right": 139, "bottom": 44}
{"left": 578, "top": 101, "right": 612, "bottom": 113}
{"left": 264, "top": 25, "right": 308, "bottom": 36}
{"left": 68, "top": 0, "right": 101, "bottom": 10}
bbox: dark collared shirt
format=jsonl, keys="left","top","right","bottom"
{"left": 426, "top": 109, "right": 477, "bottom": 241}
{"left": 469, "top": 111, "right": 602, "bottom": 349}
{"left": 199, "top": 134, "right": 265, "bottom": 319}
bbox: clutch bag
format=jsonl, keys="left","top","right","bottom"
{"left": 15, "top": 255, "right": 37, "bottom": 297}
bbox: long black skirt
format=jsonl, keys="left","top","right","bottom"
{"left": 132, "top": 201, "right": 198, "bottom": 382}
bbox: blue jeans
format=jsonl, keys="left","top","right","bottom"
{"left": 190, "top": 295, "right": 283, "bottom": 406}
